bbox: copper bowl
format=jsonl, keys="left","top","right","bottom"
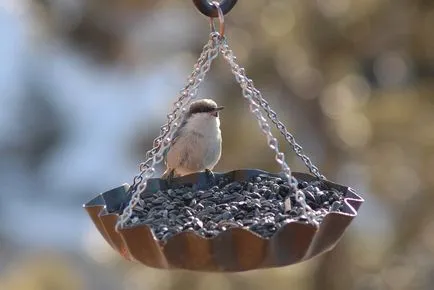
{"left": 83, "top": 169, "right": 363, "bottom": 272}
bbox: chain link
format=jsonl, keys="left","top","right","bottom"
{"left": 115, "top": 34, "right": 221, "bottom": 230}
{"left": 219, "top": 51, "right": 324, "bottom": 180}
{"left": 249, "top": 87, "right": 324, "bottom": 179}
{"left": 219, "top": 37, "right": 319, "bottom": 225}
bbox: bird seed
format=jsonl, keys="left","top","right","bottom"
{"left": 120, "top": 174, "right": 346, "bottom": 241}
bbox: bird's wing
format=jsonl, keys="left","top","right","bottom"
{"left": 162, "top": 119, "right": 185, "bottom": 164}
{"left": 170, "top": 117, "right": 188, "bottom": 148}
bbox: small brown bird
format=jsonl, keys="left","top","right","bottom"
{"left": 162, "top": 98, "right": 224, "bottom": 181}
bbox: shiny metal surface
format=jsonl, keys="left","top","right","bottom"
{"left": 84, "top": 169, "right": 364, "bottom": 272}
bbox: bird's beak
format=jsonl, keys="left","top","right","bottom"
{"left": 211, "top": 106, "right": 224, "bottom": 117}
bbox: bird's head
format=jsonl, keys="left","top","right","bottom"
{"left": 186, "top": 98, "right": 224, "bottom": 119}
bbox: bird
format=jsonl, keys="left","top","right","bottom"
{"left": 161, "top": 98, "right": 224, "bottom": 183}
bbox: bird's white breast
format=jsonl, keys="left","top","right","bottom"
{"left": 166, "top": 113, "right": 222, "bottom": 176}
{"left": 185, "top": 113, "right": 221, "bottom": 140}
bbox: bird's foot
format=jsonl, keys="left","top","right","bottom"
{"left": 166, "top": 169, "right": 176, "bottom": 188}
{"left": 205, "top": 169, "right": 216, "bottom": 187}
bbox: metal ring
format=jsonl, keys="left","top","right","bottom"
{"left": 209, "top": 1, "right": 225, "bottom": 37}
{"left": 193, "top": 0, "right": 238, "bottom": 17}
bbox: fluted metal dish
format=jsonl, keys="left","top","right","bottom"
{"left": 83, "top": 169, "right": 363, "bottom": 272}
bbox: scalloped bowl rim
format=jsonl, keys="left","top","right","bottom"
{"left": 84, "top": 169, "right": 364, "bottom": 244}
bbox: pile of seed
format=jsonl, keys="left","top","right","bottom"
{"left": 125, "top": 174, "right": 345, "bottom": 240}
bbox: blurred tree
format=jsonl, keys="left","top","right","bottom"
{"left": 16, "top": 0, "right": 434, "bottom": 289}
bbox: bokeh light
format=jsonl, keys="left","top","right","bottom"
{"left": 1, "top": 0, "right": 434, "bottom": 289}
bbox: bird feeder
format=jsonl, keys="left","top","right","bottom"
{"left": 84, "top": 0, "right": 364, "bottom": 272}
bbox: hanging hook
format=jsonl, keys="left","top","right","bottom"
{"left": 209, "top": 1, "right": 225, "bottom": 37}
{"left": 193, "top": 0, "right": 238, "bottom": 17}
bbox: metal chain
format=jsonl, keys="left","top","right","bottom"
{"left": 250, "top": 90, "right": 324, "bottom": 179}
{"left": 210, "top": 1, "right": 324, "bottom": 180}
{"left": 219, "top": 37, "right": 319, "bottom": 225}
{"left": 116, "top": 9, "right": 322, "bottom": 227}
{"left": 115, "top": 34, "right": 221, "bottom": 230}
{"left": 218, "top": 60, "right": 324, "bottom": 179}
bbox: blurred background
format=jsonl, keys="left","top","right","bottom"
{"left": 1, "top": 0, "right": 433, "bottom": 289}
